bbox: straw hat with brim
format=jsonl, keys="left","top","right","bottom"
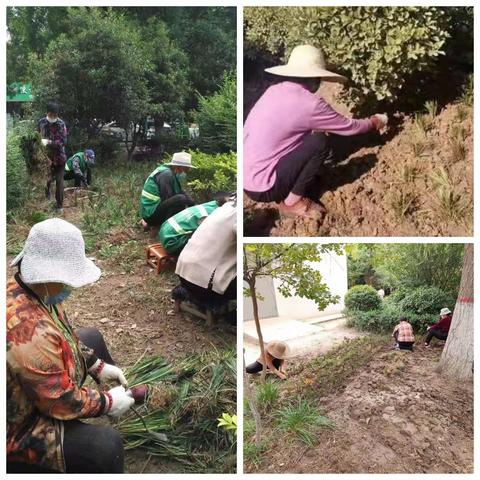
{"left": 165, "top": 151, "right": 197, "bottom": 169}
{"left": 440, "top": 308, "right": 452, "bottom": 316}
{"left": 265, "top": 45, "right": 347, "bottom": 83}
{"left": 267, "top": 341, "right": 291, "bottom": 360}
{"left": 11, "top": 218, "right": 101, "bottom": 288}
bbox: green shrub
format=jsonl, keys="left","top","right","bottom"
{"left": 87, "top": 134, "right": 121, "bottom": 162}
{"left": 7, "top": 128, "right": 29, "bottom": 213}
{"left": 155, "top": 128, "right": 191, "bottom": 157}
{"left": 245, "top": 7, "right": 450, "bottom": 108}
{"left": 346, "top": 303, "right": 437, "bottom": 333}
{"left": 344, "top": 285, "right": 381, "bottom": 311}
{"left": 399, "top": 286, "right": 454, "bottom": 315}
{"left": 186, "top": 151, "right": 237, "bottom": 202}
{"left": 195, "top": 71, "right": 236, "bottom": 153}
{"left": 256, "top": 380, "right": 279, "bottom": 412}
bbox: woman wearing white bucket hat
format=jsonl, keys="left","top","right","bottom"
{"left": 140, "top": 151, "right": 196, "bottom": 231}
{"left": 424, "top": 307, "right": 453, "bottom": 347}
{"left": 7, "top": 218, "right": 134, "bottom": 473}
{"left": 244, "top": 45, "right": 388, "bottom": 218}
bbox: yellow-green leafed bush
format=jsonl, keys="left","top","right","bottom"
{"left": 245, "top": 6, "right": 450, "bottom": 108}
{"left": 187, "top": 151, "right": 237, "bottom": 202}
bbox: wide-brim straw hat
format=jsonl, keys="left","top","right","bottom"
{"left": 267, "top": 341, "right": 291, "bottom": 359}
{"left": 11, "top": 218, "right": 101, "bottom": 288}
{"left": 265, "top": 45, "right": 347, "bottom": 83}
{"left": 165, "top": 151, "right": 197, "bottom": 169}
{"left": 440, "top": 307, "right": 452, "bottom": 316}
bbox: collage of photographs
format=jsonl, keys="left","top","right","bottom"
{"left": 2, "top": 2, "right": 475, "bottom": 477}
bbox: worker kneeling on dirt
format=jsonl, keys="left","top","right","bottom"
{"left": 244, "top": 44, "right": 388, "bottom": 218}
{"left": 392, "top": 318, "right": 415, "bottom": 351}
{"left": 175, "top": 197, "right": 237, "bottom": 303}
{"left": 424, "top": 308, "right": 452, "bottom": 347}
{"left": 246, "top": 341, "right": 290, "bottom": 380}
{"left": 140, "top": 151, "right": 196, "bottom": 230}
{"left": 159, "top": 193, "right": 230, "bottom": 255}
{"left": 7, "top": 218, "right": 134, "bottom": 474}
{"left": 64, "top": 149, "right": 95, "bottom": 188}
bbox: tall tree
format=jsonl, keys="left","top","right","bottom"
{"left": 437, "top": 244, "right": 473, "bottom": 380}
{"left": 30, "top": 7, "right": 152, "bottom": 147}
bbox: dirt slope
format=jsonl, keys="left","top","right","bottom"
{"left": 244, "top": 100, "right": 473, "bottom": 237}
{"left": 257, "top": 343, "right": 473, "bottom": 474}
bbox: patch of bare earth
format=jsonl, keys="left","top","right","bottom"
{"left": 255, "top": 344, "right": 473, "bottom": 474}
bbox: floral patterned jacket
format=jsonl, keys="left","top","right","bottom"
{"left": 37, "top": 117, "right": 68, "bottom": 166}
{"left": 6, "top": 275, "right": 107, "bottom": 472}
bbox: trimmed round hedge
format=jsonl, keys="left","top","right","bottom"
{"left": 344, "top": 285, "right": 381, "bottom": 311}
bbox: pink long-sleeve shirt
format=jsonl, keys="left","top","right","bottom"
{"left": 243, "top": 81, "right": 374, "bottom": 192}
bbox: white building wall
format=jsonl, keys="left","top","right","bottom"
{"left": 273, "top": 250, "right": 347, "bottom": 319}
{"left": 243, "top": 249, "right": 348, "bottom": 321}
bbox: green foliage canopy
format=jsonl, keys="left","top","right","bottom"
{"left": 195, "top": 72, "right": 237, "bottom": 153}
{"left": 245, "top": 6, "right": 451, "bottom": 109}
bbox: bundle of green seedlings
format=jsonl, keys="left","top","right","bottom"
{"left": 116, "top": 348, "right": 237, "bottom": 472}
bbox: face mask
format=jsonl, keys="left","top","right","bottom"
{"left": 44, "top": 285, "right": 72, "bottom": 305}
{"left": 178, "top": 172, "right": 187, "bottom": 182}
{"left": 46, "top": 115, "right": 58, "bottom": 124}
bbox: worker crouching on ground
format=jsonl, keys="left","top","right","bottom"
{"left": 159, "top": 192, "right": 230, "bottom": 255}
{"left": 175, "top": 197, "right": 237, "bottom": 304}
{"left": 38, "top": 101, "right": 68, "bottom": 213}
{"left": 424, "top": 308, "right": 452, "bottom": 347}
{"left": 246, "top": 341, "right": 290, "bottom": 380}
{"left": 140, "top": 151, "right": 196, "bottom": 232}
{"left": 244, "top": 45, "right": 388, "bottom": 218}
{"left": 7, "top": 218, "right": 134, "bottom": 473}
{"left": 392, "top": 318, "right": 415, "bottom": 351}
{"left": 64, "top": 149, "right": 95, "bottom": 189}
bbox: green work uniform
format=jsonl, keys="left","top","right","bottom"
{"left": 65, "top": 152, "right": 88, "bottom": 174}
{"left": 159, "top": 201, "right": 219, "bottom": 254}
{"left": 140, "top": 165, "right": 182, "bottom": 219}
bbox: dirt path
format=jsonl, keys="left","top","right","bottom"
{"left": 262, "top": 344, "right": 473, "bottom": 473}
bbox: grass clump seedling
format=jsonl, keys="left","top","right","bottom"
{"left": 389, "top": 188, "right": 416, "bottom": 220}
{"left": 117, "top": 348, "right": 237, "bottom": 472}
{"left": 274, "top": 399, "right": 334, "bottom": 447}
{"left": 431, "top": 168, "right": 465, "bottom": 223}
{"left": 256, "top": 380, "right": 279, "bottom": 412}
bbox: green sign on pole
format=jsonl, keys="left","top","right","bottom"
{"left": 7, "top": 83, "right": 34, "bottom": 102}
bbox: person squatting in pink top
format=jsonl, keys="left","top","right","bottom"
{"left": 244, "top": 45, "right": 388, "bottom": 218}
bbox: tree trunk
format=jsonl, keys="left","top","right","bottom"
{"left": 437, "top": 244, "right": 473, "bottom": 380}
{"left": 249, "top": 278, "right": 267, "bottom": 382}
{"left": 243, "top": 353, "right": 262, "bottom": 446}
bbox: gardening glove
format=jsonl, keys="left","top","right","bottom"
{"left": 89, "top": 359, "right": 128, "bottom": 387}
{"left": 41, "top": 139, "right": 51, "bottom": 146}
{"left": 370, "top": 113, "right": 388, "bottom": 130}
{"left": 105, "top": 385, "right": 135, "bottom": 418}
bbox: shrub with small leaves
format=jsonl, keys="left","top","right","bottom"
{"left": 186, "top": 150, "right": 237, "bottom": 202}
{"left": 399, "top": 286, "right": 454, "bottom": 315}
{"left": 344, "top": 284, "right": 381, "bottom": 311}
{"left": 245, "top": 7, "right": 450, "bottom": 109}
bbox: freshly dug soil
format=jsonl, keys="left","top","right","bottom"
{"left": 252, "top": 343, "right": 473, "bottom": 474}
{"left": 244, "top": 84, "right": 473, "bottom": 237}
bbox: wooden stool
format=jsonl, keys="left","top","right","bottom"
{"left": 146, "top": 243, "right": 177, "bottom": 274}
{"left": 174, "top": 298, "right": 215, "bottom": 326}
